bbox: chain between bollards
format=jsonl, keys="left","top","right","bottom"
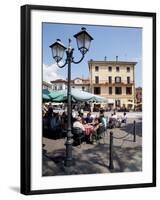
{"left": 109, "top": 131, "right": 114, "bottom": 170}
{"left": 133, "top": 120, "right": 136, "bottom": 142}
{"left": 109, "top": 122, "right": 136, "bottom": 170}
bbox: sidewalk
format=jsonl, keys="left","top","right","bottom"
{"left": 42, "top": 118, "right": 142, "bottom": 176}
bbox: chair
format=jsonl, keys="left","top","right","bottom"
{"left": 96, "top": 124, "right": 106, "bottom": 144}
{"left": 72, "top": 127, "right": 85, "bottom": 147}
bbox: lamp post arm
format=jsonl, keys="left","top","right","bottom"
{"left": 57, "top": 59, "right": 68, "bottom": 68}
{"left": 72, "top": 54, "right": 85, "bottom": 64}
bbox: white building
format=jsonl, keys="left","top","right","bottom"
{"left": 50, "top": 78, "right": 90, "bottom": 92}
{"left": 50, "top": 79, "right": 67, "bottom": 90}
{"left": 42, "top": 81, "right": 53, "bottom": 90}
{"left": 71, "top": 78, "right": 90, "bottom": 92}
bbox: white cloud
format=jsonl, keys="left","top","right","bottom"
{"left": 43, "top": 63, "right": 64, "bottom": 82}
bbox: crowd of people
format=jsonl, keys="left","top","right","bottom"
{"left": 72, "top": 111, "right": 107, "bottom": 144}
{"left": 108, "top": 111, "right": 127, "bottom": 128}
{"left": 43, "top": 103, "right": 127, "bottom": 143}
{"left": 43, "top": 103, "right": 67, "bottom": 138}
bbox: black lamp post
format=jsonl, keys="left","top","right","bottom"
{"left": 50, "top": 27, "right": 93, "bottom": 166}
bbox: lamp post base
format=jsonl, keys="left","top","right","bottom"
{"left": 109, "top": 164, "right": 114, "bottom": 170}
{"left": 64, "top": 158, "right": 74, "bottom": 167}
{"left": 64, "top": 137, "right": 73, "bottom": 167}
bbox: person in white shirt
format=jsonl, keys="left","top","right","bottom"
{"left": 121, "top": 112, "right": 127, "bottom": 123}
{"left": 73, "top": 117, "right": 85, "bottom": 132}
{"left": 112, "top": 111, "right": 117, "bottom": 120}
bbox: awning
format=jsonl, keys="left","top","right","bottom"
{"left": 42, "top": 88, "right": 107, "bottom": 103}
{"left": 108, "top": 99, "right": 115, "bottom": 104}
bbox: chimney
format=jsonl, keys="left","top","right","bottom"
{"left": 116, "top": 56, "right": 118, "bottom": 62}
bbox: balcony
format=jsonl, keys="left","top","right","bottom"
{"left": 91, "top": 80, "right": 134, "bottom": 85}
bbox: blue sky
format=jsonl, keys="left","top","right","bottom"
{"left": 43, "top": 23, "right": 142, "bottom": 87}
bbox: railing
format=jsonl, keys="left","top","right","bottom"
{"left": 100, "top": 94, "right": 134, "bottom": 98}
{"left": 92, "top": 81, "right": 134, "bottom": 85}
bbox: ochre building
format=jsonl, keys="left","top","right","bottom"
{"left": 88, "top": 60, "right": 137, "bottom": 110}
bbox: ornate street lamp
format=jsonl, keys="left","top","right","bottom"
{"left": 74, "top": 27, "right": 93, "bottom": 55}
{"left": 50, "top": 27, "right": 93, "bottom": 166}
{"left": 50, "top": 39, "right": 67, "bottom": 63}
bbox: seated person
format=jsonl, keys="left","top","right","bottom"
{"left": 112, "top": 111, "right": 117, "bottom": 120}
{"left": 48, "top": 103, "right": 53, "bottom": 118}
{"left": 99, "top": 113, "right": 107, "bottom": 129}
{"left": 85, "top": 112, "right": 93, "bottom": 124}
{"left": 43, "top": 113, "right": 50, "bottom": 134}
{"left": 73, "top": 116, "right": 85, "bottom": 132}
{"left": 93, "top": 118, "right": 102, "bottom": 130}
{"left": 121, "top": 112, "right": 127, "bottom": 123}
{"left": 50, "top": 113, "right": 61, "bottom": 130}
{"left": 78, "top": 112, "right": 85, "bottom": 124}
{"left": 108, "top": 112, "right": 117, "bottom": 128}
{"left": 61, "top": 112, "right": 67, "bottom": 130}
{"left": 92, "top": 118, "right": 102, "bottom": 143}
{"left": 73, "top": 117, "right": 85, "bottom": 145}
{"left": 50, "top": 113, "right": 61, "bottom": 138}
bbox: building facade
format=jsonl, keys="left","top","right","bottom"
{"left": 135, "top": 87, "right": 142, "bottom": 103}
{"left": 51, "top": 79, "right": 67, "bottom": 90}
{"left": 135, "top": 87, "right": 142, "bottom": 111}
{"left": 71, "top": 78, "right": 90, "bottom": 92}
{"left": 42, "top": 81, "right": 53, "bottom": 90}
{"left": 50, "top": 78, "right": 90, "bottom": 92}
{"left": 88, "top": 60, "right": 137, "bottom": 110}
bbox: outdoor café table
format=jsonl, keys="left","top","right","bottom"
{"left": 84, "top": 125, "right": 94, "bottom": 135}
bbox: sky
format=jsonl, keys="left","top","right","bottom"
{"left": 43, "top": 23, "right": 142, "bottom": 87}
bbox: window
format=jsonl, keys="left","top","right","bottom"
{"left": 115, "top": 76, "right": 121, "bottom": 83}
{"left": 108, "top": 66, "right": 112, "bottom": 72}
{"left": 109, "top": 87, "right": 112, "bottom": 95}
{"left": 126, "top": 87, "right": 132, "bottom": 95}
{"left": 127, "top": 77, "right": 130, "bottom": 84}
{"left": 115, "top": 87, "right": 122, "bottom": 95}
{"left": 127, "top": 67, "right": 130, "bottom": 72}
{"left": 59, "top": 85, "right": 63, "bottom": 90}
{"left": 115, "top": 100, "right": 121, "bottom": 107}
{"left": 94, "top": 87, "right": 101, "bottom": 94}
{"left": 109, "top": 76, "right": 112, "bottom": 83}
{"left": 95, "top": 76, "right": 99, "bottom": 84}
{"left": 95, "top": 66, "right": 99, "bottom": 71}
{"left": 116, "top": 66, "right": 120, "bottom": 72}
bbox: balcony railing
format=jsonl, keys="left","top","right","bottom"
{"left": 91, "top": 80, "right": 134, "bottom": 85}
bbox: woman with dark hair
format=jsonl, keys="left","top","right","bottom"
{"left": 85, "top": 112, "right": 93, "bottom": 124}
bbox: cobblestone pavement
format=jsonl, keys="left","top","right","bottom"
{"left": 42, "top": 113, "right": 142, "bottom": 176}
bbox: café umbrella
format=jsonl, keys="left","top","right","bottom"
{"left": 42, "top": 89, "right": 52, "bottom": 101}
{"left": 42, "top": 88, "right": 107, "bottom": 103}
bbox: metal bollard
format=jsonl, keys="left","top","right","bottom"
{"left": 109, "top": 131, "right": 114, "bottom": 169}
{"left": 133, "top": 120, "right": 136, "bottom": 142}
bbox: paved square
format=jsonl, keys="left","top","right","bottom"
{"left": 43, "top": 112, "right": 142, "bottom": 176}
